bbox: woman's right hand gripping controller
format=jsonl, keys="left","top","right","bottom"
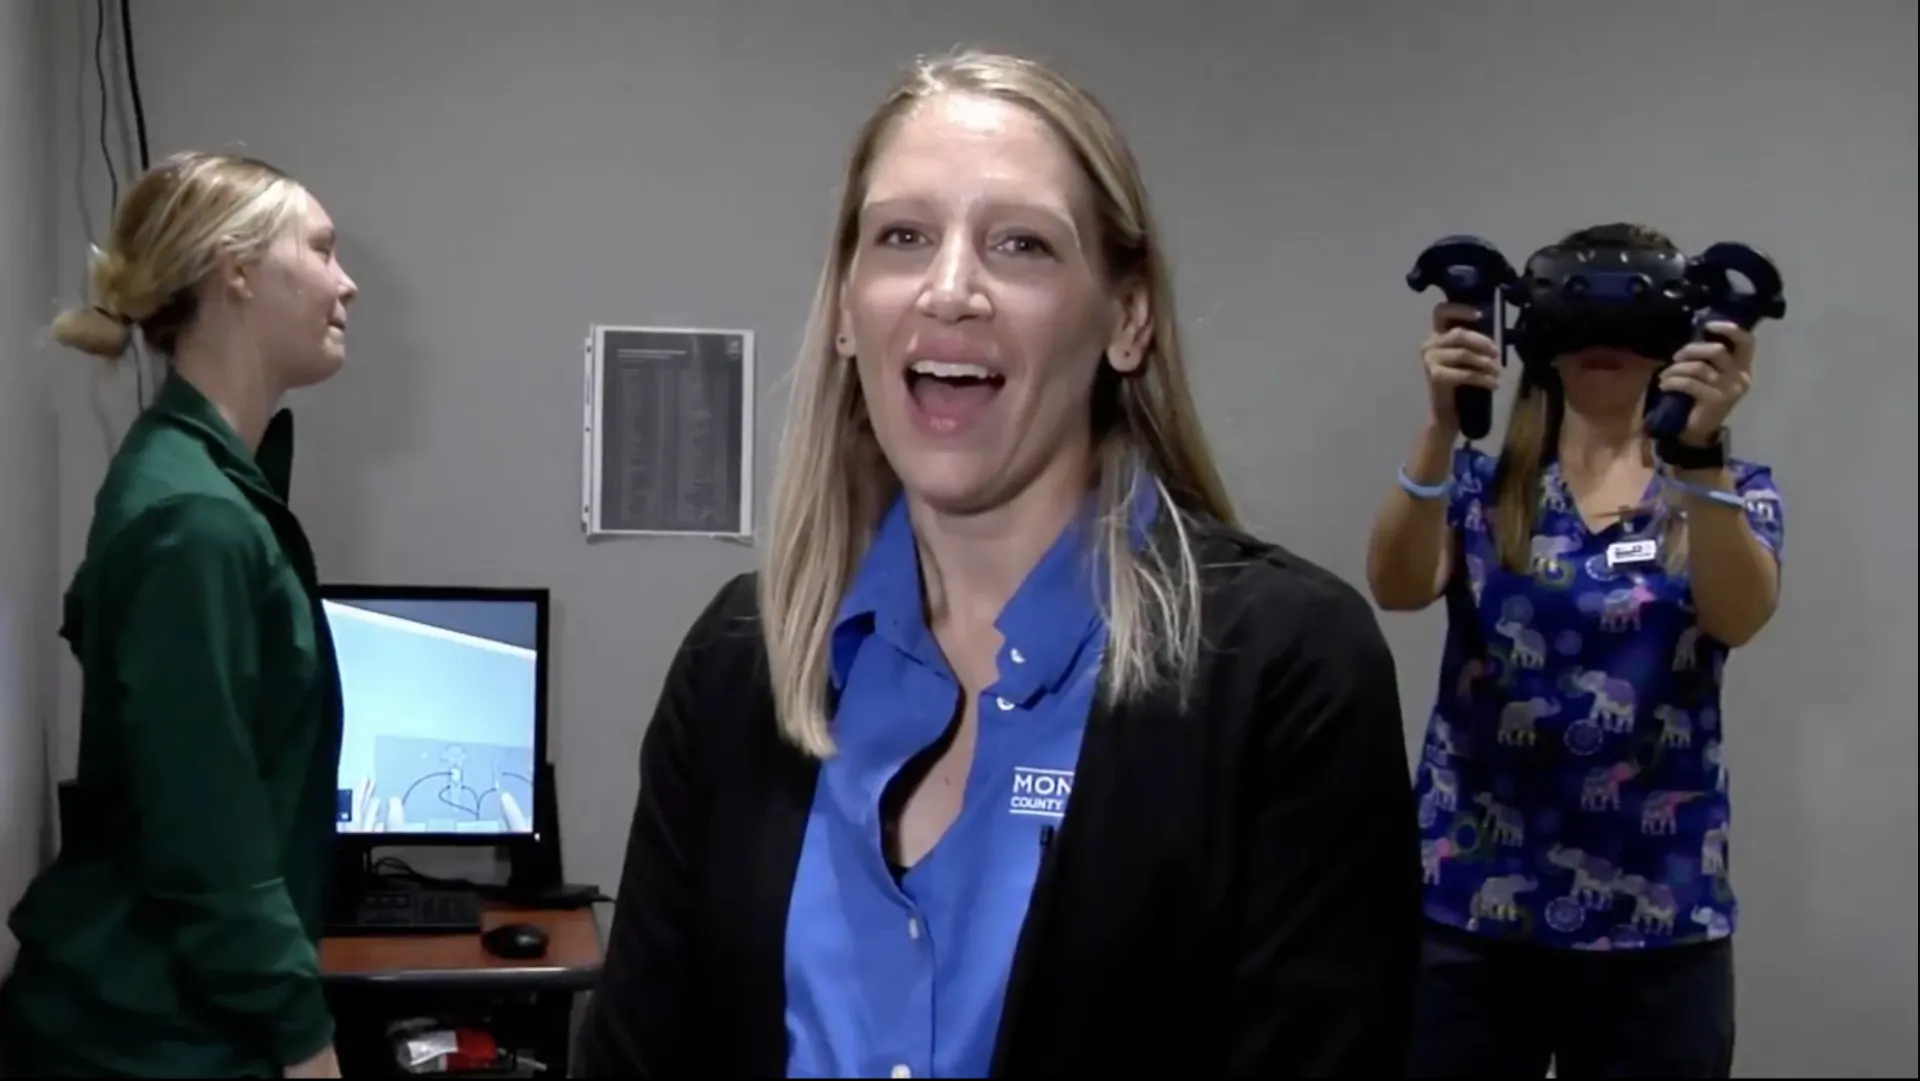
{"left": 1420, "top": 302, "right": 1502, "bottom": 432}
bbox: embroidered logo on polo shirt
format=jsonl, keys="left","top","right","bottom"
{"left": 1009, "top": 766, "right": 1073, "bottom": 819}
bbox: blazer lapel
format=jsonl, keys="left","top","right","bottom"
{"left": 735, "top": 683, "right": 822, "bottom": 1075}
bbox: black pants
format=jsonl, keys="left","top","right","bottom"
{"left": 1407, "top": 921, "right": 1735, "bottom": 1078}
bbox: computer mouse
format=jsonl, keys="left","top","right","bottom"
{"left": 481, "top": 921, "right": 550, "bottom": 961}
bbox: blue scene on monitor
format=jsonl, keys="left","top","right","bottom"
{"left": 325, "top": 595, "right": 540, "bottom": 837}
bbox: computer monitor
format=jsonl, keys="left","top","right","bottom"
{"left": 319, "top": 584, "right": 550, "bottom": 846}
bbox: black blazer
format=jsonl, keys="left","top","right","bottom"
{"left": 574, "top": 520, "right": 1422, "bottom": 1077}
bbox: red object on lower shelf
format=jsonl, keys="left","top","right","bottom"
{"left": 444, "top": 1028, "right": 500, "bottom": 1071}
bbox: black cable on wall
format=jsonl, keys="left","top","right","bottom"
{"left": 93, "top": 0, "right": 153, "bottom": 406}
{"left": 119, "top": 0, "right": 151, "bottom": 171}
{"left": 92, "top": 0, "right": 119, "bottom": 209}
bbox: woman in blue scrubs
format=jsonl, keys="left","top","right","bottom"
{"left": 578, "top": 50, "right": 1423, "bottom": 1077}
{"left": 1368, "top": 223, "right": 1785, "bottom": 1078}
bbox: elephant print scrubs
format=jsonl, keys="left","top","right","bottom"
{"left": 1412, "top": 448, "right": 1785, "bottom": 951}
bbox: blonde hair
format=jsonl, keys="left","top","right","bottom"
{"left": 49, "top": 151, "right": 305, "bottom": 360}
{"left": 760, "top": 49, "right": 1238, "bottom": 758}
{"left": 1492, "top": 223, "right": 1689, "bottom": 575}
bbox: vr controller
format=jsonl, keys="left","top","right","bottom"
{"left": 1406, "top": 236, "right": 1522, "bottom": 441}
{"left": 1406, "top": 234, "right": 1786, "bottom": 444}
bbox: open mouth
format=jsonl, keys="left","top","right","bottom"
{"left": 905, "top": 359, "right": 1005, "bottom": 435}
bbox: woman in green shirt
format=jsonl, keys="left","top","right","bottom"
{"left": 1, "top": 151, "right": 358, "bottom": 1079}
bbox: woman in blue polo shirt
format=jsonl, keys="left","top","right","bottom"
{"left": 577, "top": 50, "right": 1421, "bottom": 1078}
{"left": 1367, "top": 224, "right": 1785, "bottom": 1078}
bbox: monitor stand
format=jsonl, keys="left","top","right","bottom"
{"left": 504, "top": 761, "right": 600, "bottom": 908}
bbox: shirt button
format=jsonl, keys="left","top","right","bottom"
{"left": 995, "top": 697, "right": 1014, "bottom": 712}
{"left": 1009, "top": 647, "right": 1026, "bottom": 665}
{"left": 907, "top": 916, "right": 921, "bottom": 940}
{"left": 891, "top": 1066, "right": 912, "bottom": 1079}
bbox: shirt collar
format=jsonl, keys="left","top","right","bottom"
{"left": 1539, "top": 460, "right": 1665, "bottom": 531}
{"left": 828, "top": 474, "right": 1163, "bottom": 698}
{"left": 149, "top": 372, "right": 297, "bottom": 506}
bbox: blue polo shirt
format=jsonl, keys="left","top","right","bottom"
{"left": 783, "top": 487, "right": 1154, "bottom": 1079}
{"left": 1412, "top": 447, "right": 1785, "bottom": 951}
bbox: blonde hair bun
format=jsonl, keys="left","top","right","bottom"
{"left": 48, "top": 302, "right": 133, "bottom": 360}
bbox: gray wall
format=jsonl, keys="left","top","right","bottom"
{"left": 36, "top": 2, "right": 1918, "bottom": 1076}
{"left": 0, "top": 0, "right": 57, "bottom": 973}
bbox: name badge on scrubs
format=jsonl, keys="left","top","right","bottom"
{"left": 1606, "top": 538, "right": 1659, "bottom": 568}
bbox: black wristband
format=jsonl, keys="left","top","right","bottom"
{"left": 1657, "top": 428, "right": 1730, "bottom": 471}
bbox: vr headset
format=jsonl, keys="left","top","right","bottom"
{"left": 1405, "top": 230, "right": 1786, "bottom": 443}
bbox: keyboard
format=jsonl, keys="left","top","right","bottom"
{"left": 327, "top": 888, "right": 484, "bottom": 936}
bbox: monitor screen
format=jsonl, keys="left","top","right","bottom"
{"left": 324, "top": 592, "right": 543, "bottom": 838}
